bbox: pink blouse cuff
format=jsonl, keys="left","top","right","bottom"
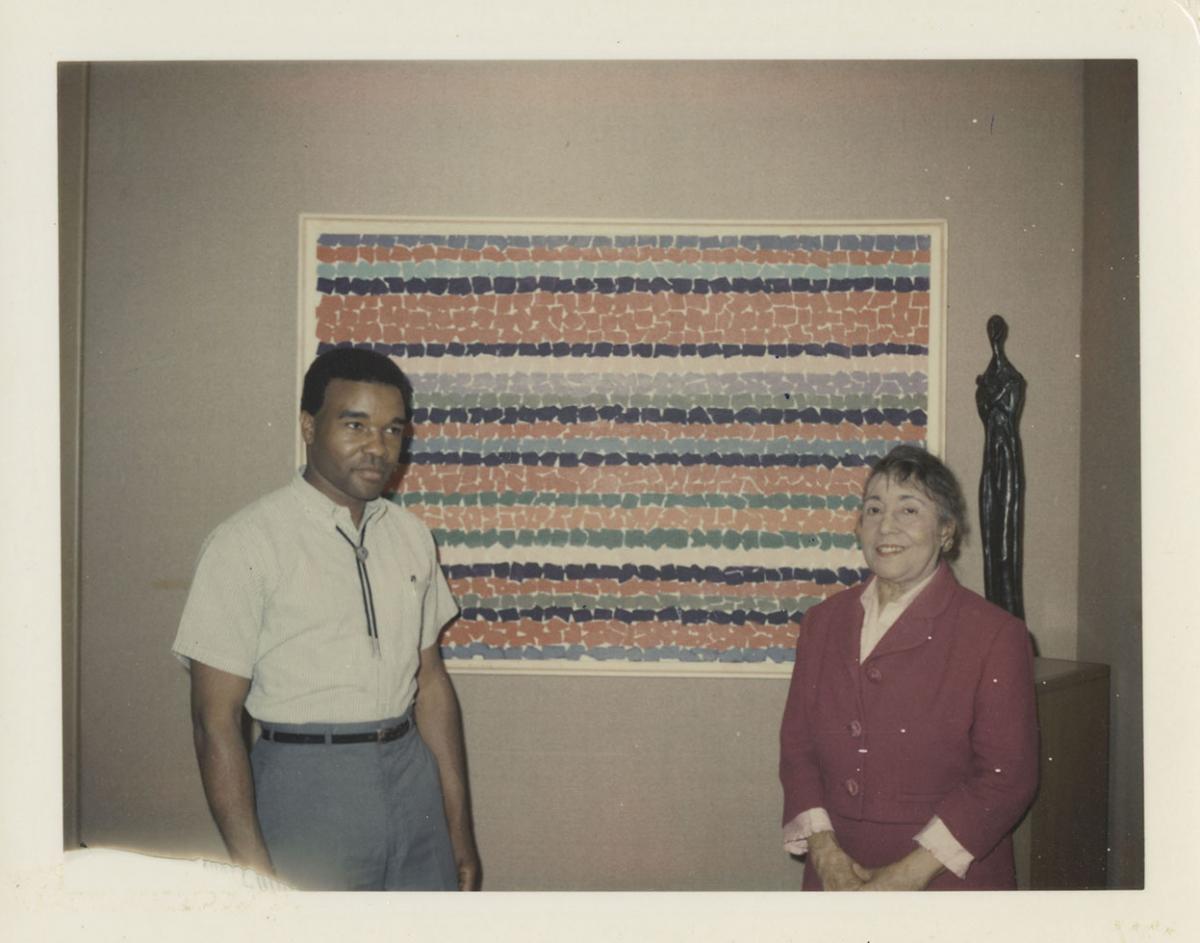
{"left": 781, "top": 807, "right": 834, "bottom": 855}
{"left": 915, "top": 816, "right": 974, "bottom": 879}
{"left": 782, "top": 811, "right": 973, "bottom": 879}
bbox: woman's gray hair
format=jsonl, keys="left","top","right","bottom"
{"left": 864, "top": 445, "right": 969, "bottom": 561}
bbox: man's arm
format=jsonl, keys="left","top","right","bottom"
{"left": 414, "top": 643, "right": 481, "bottom": 891}
{"left": 189, "top": 660, "right": 274, "bottom": 875}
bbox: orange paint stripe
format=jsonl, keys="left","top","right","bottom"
{"left": 315, "top": 292, "right": 931, "bottom": 348}
{"left": 452, "top": 576, "right": 842, "bottom": 600}
{"left": 415, "top": 504, "right": 853, "bottom": 534}
{"left": 442, "top": 618, "right": 801, "bottom": 653}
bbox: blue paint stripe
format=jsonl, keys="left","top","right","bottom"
{"left": 318, "top": 232, "right": 932, "bottom": 252}
{"left": 315, "top": 260, "right": 932, "bottom": 281}
{"left": 441, "top": 642, "right": 799, "bottom": 664}
{"left": 442, "top": 561, "right": 870, "bottom": 585}
{"left": 411, "top": 404, "right": 926, "bottom": 427}
{"left": 412, "top": 451, "right": 883, "bottom": 468}
{"left": 315, "top": 274, "right": 931, "bottom": 297}
{"left": 458, "top": 606, "right": 805, "bottom": 626}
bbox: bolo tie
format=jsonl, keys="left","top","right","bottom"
{"left": 336, "top": 519, "right": 381, "bottom": 657}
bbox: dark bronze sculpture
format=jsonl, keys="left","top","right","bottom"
{"left": 976, "top": 315, "right": 1026, "bottom": 619}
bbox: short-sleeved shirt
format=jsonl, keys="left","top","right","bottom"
{"left": 172, "top": 471, "right": 459, "bottom": 724}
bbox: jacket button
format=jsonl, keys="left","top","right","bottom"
{"left": 865, "top": 665, "right": 883, "bottom": 683}
{"left": 848, "top": 720, "right": 863, "bottom": 738}
{"left": 844, "top": 778, "right": 860, "bottom": 796}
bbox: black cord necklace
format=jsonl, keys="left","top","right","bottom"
{"left": 336, "top": 517, "right": 380, "bottom": 657}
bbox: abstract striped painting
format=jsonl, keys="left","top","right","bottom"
{"left": 299, "top": 217, "right": 945, "bottom": 675}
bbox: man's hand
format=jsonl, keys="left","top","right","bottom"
{"left": 190, "top": 661, "right": 274, "bottom": 876}
{"left": 806, "top": 830, "right": 867, "bottom": 891}
{"left": 454, "top": 840, "right": 482, "bottom": 891}
{"left": 415, "top": 643, "right": 482, "bottom": 891}
{"left": 854, "top": 847, "right": 944, "bottom": 891}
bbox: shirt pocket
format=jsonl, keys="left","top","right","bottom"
{"left": 374, "top": 568, "right": 430, "bottom": 649}
{"left": 405, "top": 572, "right": 430, "bottom": 631}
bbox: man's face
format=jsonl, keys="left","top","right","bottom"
{"left": 301, "top": 379, "right": 408, "bottom": 515}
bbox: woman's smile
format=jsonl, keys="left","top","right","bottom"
{"left": 857, "top": 474, "right": 951, "bottom": 603}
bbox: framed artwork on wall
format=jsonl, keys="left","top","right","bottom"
{"left": 299, "top": 216, "right": 945, "bottom": 676}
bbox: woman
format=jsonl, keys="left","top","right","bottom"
{"left": 779, "top": 445, "right": 1037, "bottom": 890}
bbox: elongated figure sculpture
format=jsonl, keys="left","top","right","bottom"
{"left": 975, "top": 314, "right": 1026, "bottom": 619}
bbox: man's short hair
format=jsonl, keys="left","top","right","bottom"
{"left": 300, "top": 347, "right": 411, "bottom": 416}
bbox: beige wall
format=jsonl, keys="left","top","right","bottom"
{"left": 72, "top": 61, "right": 1111, "bottom": 889}
{"left": 1078, "top": 60, "right": 1142, "bottom": 888}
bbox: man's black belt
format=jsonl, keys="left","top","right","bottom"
{"left": 259, "top": 718, "right": 411, "bottom": 744}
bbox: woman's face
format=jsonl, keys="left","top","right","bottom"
{"left": 857, "top": 473, "right": 953, "bottom": 599}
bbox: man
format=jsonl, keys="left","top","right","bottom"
{"left": 172, "top": 347, "right": 480, "bottom": 891}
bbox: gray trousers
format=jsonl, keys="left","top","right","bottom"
{"left": 250, "top": 714, "right": 458, "bottom": 891}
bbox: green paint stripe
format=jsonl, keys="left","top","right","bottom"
{"left": 398, "top": 491, "right": 861, "bottom": 511}
{"left": 317, "top": 259, "right": 932, "bottom": 280}
{"left": 431, "top": 528, "right": 859, "bottom": 551}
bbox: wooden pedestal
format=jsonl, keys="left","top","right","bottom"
{"left": 1013, "top": 657, "right": 1110, "bottom": 889}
